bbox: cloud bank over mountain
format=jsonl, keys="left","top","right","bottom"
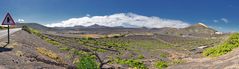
{"left": 45, "top": 13, "right": 190, "bottom": 28}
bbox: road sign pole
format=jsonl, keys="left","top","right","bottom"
{"left": 7, "top": 25, "right": 10, "bottom": 44}
{"left": 1, "top": 13, "right": 15, "bottom": 44}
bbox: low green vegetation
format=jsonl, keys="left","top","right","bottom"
{"left": 129, "top": 40, "right": 172, "bottom": 54}
{"left": 203, "top": 33, "right": 239, "bottom": 57}
{"left": 172, "top": 59, "right": 185, "bottom": 64}
{"left": 160, "top": 53, "right": 168, "bottom": 58}
{"left": 22, "top": 26, "right": 100, "bottom": 68}
{"left": 59, "top": 47, "right": 70, "bottom": 51}
{"left": 157, "top": 35, "right": 221, "bottom": 51}
{"left": 115, "top": 58, "right": 148, "bottom": 69}
{"left": 130, "top": 40, "right": 172, "bottom": 49}
{"left": 78, "top": 38, "right": 129, "bottom": 50}
{"left": 75, "top": 56, "right": 99, "bottom": 69}
{"left": 22, "top": 26, "right": 61, "bottom": 46}
{"left": 154, "top": 61, "right": 168, "bottom": 69}
{"left": 138, "top": 55, "right": 145, "bottom": 59}
{"left": 23, "top": 25, "right": 226, "bottom": 68}
{"left": 70, "top": 49, "right": 100, "bottom": 69}
{"left": 22, "top": 25, "right": 41, "bottom": 36}
{"left": 0, "top": 26, "right": 4, "bottom": 29}
{"left": 43, "top": 37, "right": 61, "bottom": 46}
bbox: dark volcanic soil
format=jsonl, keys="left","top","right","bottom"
{"left": 0, "top": 30, "right": 69, "bottom": 69}
{"left": 168, "top": 47, "right": 239, "bottom": 69}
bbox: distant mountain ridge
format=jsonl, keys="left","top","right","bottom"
{"left": 87, "top": 24, "right": 109, "bottom": 28}
{"left": 157, "top": 23, "right": 217, "bottom": 37}
{"left": 16, "top": 23, "right": 219, "bottom": 37}
{"left": 15, "top": 23, "right": 54, "bottom": 31}
{"left": 183, "top": 23, "right": 216, "bottom": 33}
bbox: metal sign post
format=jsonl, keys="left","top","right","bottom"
{"left": 1, "top": 12, "right": 16, "bottom": 44}
{"left": 7, "top": 25, "right": 10, "bottom": 43}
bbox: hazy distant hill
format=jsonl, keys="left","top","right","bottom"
{"left": 157, "top": 23, "right": 217, "bottom": 37}
{"left": 183, "top": 23, "right": 216, "bottom": 34}
{"left": 16, "top": 23, "right": 54, "bottom": 31}
{"left": 15, "top": 23, "right": 218, "bottom": 37}
{"left": 87, "top": 24, "right": 109, "bottom": 28}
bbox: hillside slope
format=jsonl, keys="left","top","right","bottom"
{"left": 157, "top": 23, "right": 217, "bottom": 37}
{"left": 0, "top": 30, "right": 72, "bottom": 69}
{"left": 168, "top": 47, "right": 239, "bottom": 69}
{"left": 168, "top": 34, "right": 239, "bottom": 69}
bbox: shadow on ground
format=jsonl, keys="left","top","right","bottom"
{"left": 0, "top": 42, "right": 13, "bottom": 52}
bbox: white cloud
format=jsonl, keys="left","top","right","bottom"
{"left": 221, "top": 18, "right": 228, "bottom": 23}
{"left": 213, "top": 20, "right": 219, "bottom": 23}
{"left": 86, "top": 14, "right": 90, "bottom": 17}
{"left": 45, "top": 13, "right": 190, "bottom": 28}
{"left": 213, "top": 18, "right": 229, "bottom": 23}
{"left": 18, "top": 19, "right": 24, "bottom": 22}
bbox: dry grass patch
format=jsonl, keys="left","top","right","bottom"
{"left": 36, "top": 47, "right": 63, "bottom": 63}
{"left": 16, "top": 51, "right": 24, "bottom": 57}
{"left": 80, "top": 34, "right": 102, "bottom": 38}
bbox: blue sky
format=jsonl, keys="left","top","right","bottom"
{"left": 0, "top": 0, "right": 239, "bottom": 32}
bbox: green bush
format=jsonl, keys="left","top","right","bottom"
{"left": 203, "top": 33, "right": 239, "bottom": 57}
{"left": 115, "top": 58, "right": 148, "bottom": 69}
{"left": 155, "top": 61, "right": 168, "bottom": 69}
{"left": 22, "top": 26, "right": 40, "bottom": 36}
{"left": 138, "top": 55, "right": 145, "bottom": 59}
{"left": 22, "top": 25, "right": 31, "bottom": 33}
{"left": 75, "top": 56, "right": 99, "bottom": 69}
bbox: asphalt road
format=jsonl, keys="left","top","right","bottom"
{"left": 0, "top": 28, "right": 21, "bottom": 39}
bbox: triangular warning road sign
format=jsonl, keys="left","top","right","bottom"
{"left": 2, "top": 13, "right": 15, "bottom": 25}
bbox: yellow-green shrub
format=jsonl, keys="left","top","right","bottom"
{"left": 203, "top": 33, "right": 239, "bottom": 57}
{"left": 155, "top": 61, "right": 168, "bottom": 69}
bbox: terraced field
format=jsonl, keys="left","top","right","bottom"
{"left": 40, "top": 32, "right": 227, "bottom": 68}
{"left": 19, "top": 24, "right": 230, "bottom": 69}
